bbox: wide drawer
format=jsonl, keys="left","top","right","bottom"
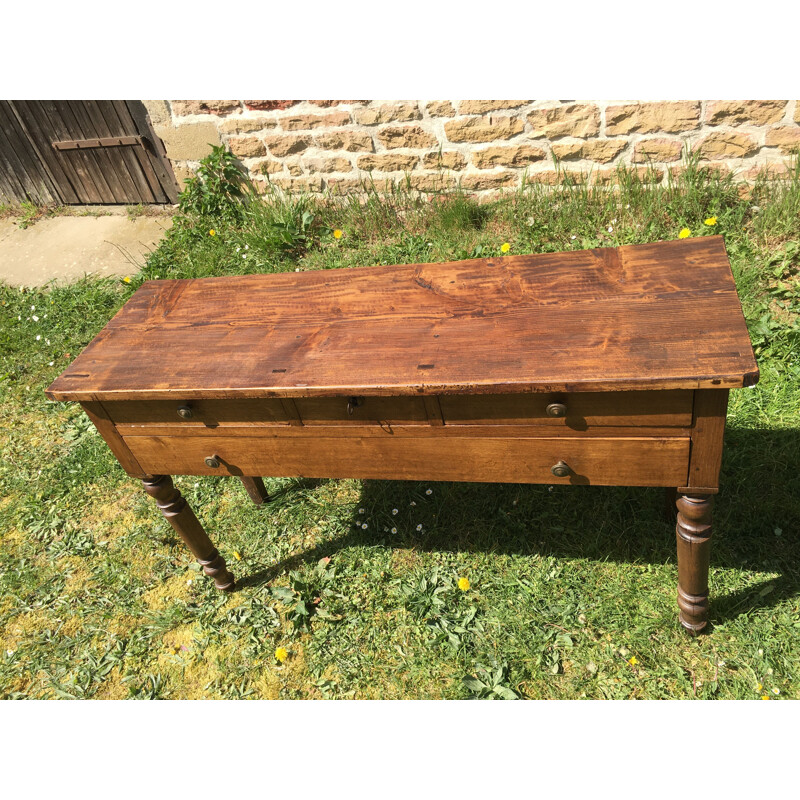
{"left": 439, "top": 390, "right": 693, "bottom": 427}
{"left": 123, "top": 433, "right": 690, "bottom": 487}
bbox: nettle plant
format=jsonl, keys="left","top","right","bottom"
{"left": 178, "top": 144, "right": 253, "bottom": 224}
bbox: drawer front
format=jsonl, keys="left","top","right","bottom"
{"left": 123, "top": 433, "right": 690, "bottom": 487}
{"left": 439, "top": 390, "right": 693, "bottom": 427}
{"left": 293, "top": 396, "right": 429, "bottom": 425}
{"left": 104, "top": 399, "right": 293, "bottom": 427}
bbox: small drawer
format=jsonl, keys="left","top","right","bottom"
{"left": 439, "top": 390, "right": 693, "bottom": 428}
{"left": 104, "top": 398, "right": 292, "bottom": 427}
{"left": 293, "top": 396, "right": 430, "bottom": 426}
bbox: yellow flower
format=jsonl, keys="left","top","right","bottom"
{"left": 275, "top": 646, "right": 288, "bottom": 663}
{"left": 233, "top": 551, "right": 242, "bottom": 561}
{"left": 679, "top": 228, "right": 691, "bottom": 239}
{"left": 628, "top": 656, "right": 638, "bottom": 666}
{"left": 209, "top": 229, "right": 216, "bottom": 236}
{"left": 333, "top": 229, "right": 343, "bottom": 239}
{"left": 757, "top": 683, "right": 763, "bottom": 691}
{"left": 761, "top": 695, "right": 770, "bottom": 700}
{"left": 500, "top": 242, "right": 511, "bottom": 253}
{"left": 704, "top": 216, "right": 717, "bottom": 226}
{"left": 457, "top": 577, "right": 470, "bottom": 591}
{"left": 122, "top": 276, "right": 131, "bottom": 284}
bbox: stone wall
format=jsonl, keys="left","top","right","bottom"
{"left": 144, "top": 100, "right": 800, "bottom": 199}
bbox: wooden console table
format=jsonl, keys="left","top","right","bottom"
{"left": 46, "top": 236, "right": 758, "bottom": 633}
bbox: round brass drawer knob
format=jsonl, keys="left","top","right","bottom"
{"left": 177, "top": 405, "right": 193, "bottom": 419}
{"left": 545, "top": 403, "right": 567, "bottom": 418}
{"left": 204, "top": 455, "right": 221, "bottom": 469}
{"left": 550, "top": 460, "right": 570, "bottom": 478}
{"left": 347, "top": 396, "right": 364, "bottom": 416}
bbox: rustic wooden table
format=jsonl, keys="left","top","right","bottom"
{"left": 47, "top": 236, "right": 758, "bottom": 634}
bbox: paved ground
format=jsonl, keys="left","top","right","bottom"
{"left": 0, "top": 211, "right": 173, "bottom": 287}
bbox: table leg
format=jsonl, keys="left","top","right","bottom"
{"left": 142, "top": 474, "right": 235, "bottom": 591}
{"left": 675, "top": 493, "right": 713, "bottom": 634}
{"left": 663, "top": 487, "right": 678, "bottom": 521}
{"left": 240, "top": 476, "right": 270, "bottom": 505}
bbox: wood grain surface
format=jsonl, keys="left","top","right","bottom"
{"left": 122, "top": 434, "right": 691, "bottom": 487}
{"left": 47, "top": 237, "right": 759, "bottom": 402}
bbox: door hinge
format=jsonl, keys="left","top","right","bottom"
{"left": 52, "top": 135, "right": 146, "bottom": 151}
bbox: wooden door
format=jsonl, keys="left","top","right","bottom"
{"left": 0, "top": 101, "right": 179, "bottom": 205}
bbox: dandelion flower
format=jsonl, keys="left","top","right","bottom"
{"left": 234, "top": 551, "right": 242, "bottom": 561}
{"left": 458, "top": 577, "right": 470, "bottom": 591}
{"left": 757, "top": 683, "right": 763, "bottom": 691}
{"left": 275, "top": 646, "right": 288, "bottom": 663}
{"left": 333, "top": 229, "right": 343, "bottom": 239}
{"left": 500, "top": 242, "right": 511, "bottom": 253}
{"left": 704, "top": 216, "right": 717, "bottom": 226}
{"left": 628, "top": 656, "right": 638, "bottom": 666}
{"left": 209, "top": 229, "right": 216, "bottom": 236}
{"left": 761, "top": 695, "right": 770, "bottom": 700}
{"left": 123, "top": 276, "right": 131, "bottom": 284}
{"left": 679, "top": 228, "right": 691, "bottom": 239}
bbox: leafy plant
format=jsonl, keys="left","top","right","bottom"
{"left": 271, "top": 558, "right": 340, "bottom": 631}
{"left": 245, "top": 190, "right": 317, "bottom": 257}
{"left": 462, "top": 661, "right": 520, "bottom": 699}
{"left": 397, "top": 569, "right": 482, "bottom": 650}
{"left": 177, "top": 144, "right": 253, "bottom": 224}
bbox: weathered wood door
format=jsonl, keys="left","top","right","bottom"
{"left": 0, "top": 101, "right": 179, "bottom": 205}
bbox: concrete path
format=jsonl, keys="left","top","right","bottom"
{"left": 0, "top": 212, "right": 173, "bottom": 287}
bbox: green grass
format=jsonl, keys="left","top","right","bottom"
{"left": 1, "top": 157, "right": 799, "bottom": 699}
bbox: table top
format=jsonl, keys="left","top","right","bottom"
{"left": 46, "top": 236, "right": 758, "bottom": 402}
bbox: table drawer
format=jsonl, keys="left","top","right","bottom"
{"left": 439, "top": 390, "right": 693, "bottom": 428}
{"left": 103, "top": 399, "right": 293, "bottom": 427}
{"left": 293, "top": 396, "right": 430, "bottom": 425}
{"left": 123, "top": 433, "right": 690, "bottom": 487}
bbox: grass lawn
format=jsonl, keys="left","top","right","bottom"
{"left": 1, "top": 156, "right": 799, "bottom": 700}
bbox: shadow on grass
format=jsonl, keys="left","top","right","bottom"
{"left": 233, "top": 428, "right": 800, "bottom": 626}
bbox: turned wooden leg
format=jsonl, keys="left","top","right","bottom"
{"left": 142, "top": 474, "right": 235, "bottom": 591}
{"left": 240, "top": 476, "right": 270, "bottom": 505}
{"left": 675, "top": 493, "right": 713, "bottom": 634}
